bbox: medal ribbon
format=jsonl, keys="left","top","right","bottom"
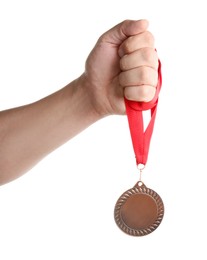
{"left": 125, "top": 60, "right": 162, "bottom": 166}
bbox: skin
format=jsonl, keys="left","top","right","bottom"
{"left": 0, "top": 19, "right": 159, "bottom": 185}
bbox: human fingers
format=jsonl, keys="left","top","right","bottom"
{"left": 120, "top": 48, "right": 158, "bottom": 71}
{"left": 124, "top": 85, "right": 156, "bottom": 102}
{"left": 100, "top": 19, "right": 149, "bottom": 45}
{"left": 119, "top": 67, "right": 158, "bottom": 87}
{"left": 118, "top": 31, "right": 155, "bottom": 57}
{"left": 119, "top": 67, "right": 158, "bottom": 102}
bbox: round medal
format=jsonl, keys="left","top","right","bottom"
{"left": 114, "top": 181, "right": 164, "bottom": 236}
{"left": 115, "top": 60, "right": 164, "bottom": 236}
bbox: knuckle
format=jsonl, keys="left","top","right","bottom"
{"left": 123, "top": 37, "right": 133, "bottom": 53}
{"left": 142, "top": 48, "right": 154, "bottom": 61}
{"left": 120, "top": 55, "right": 128, "bottom": 71}
{"left": 139, "top": 67, "right": 158, "bottom": 86}
{"left": 142, "top": 48, "right": 158, "bottom": 69}
{"left": 122, "top": 19, "right": 131, "bottom": 26}
{"left": 143, "top": 31, "right": 155, "bottom": 46}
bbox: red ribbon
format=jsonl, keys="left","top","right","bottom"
{"left": 125, "top": 60, "right": 162, "bottom": 166}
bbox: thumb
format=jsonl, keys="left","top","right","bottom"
{"left": 101, "top": 19, "right": 149, "bottom": 45}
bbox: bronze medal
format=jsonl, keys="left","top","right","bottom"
{"left": 116, "top": 60, "right": 164, "bottom": 236}
{"left": 114, "top": 181, "right": 164, "bottom": 236}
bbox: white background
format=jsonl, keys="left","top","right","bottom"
{"left": 0, "top": 0, "right": 206, "bottom": 259}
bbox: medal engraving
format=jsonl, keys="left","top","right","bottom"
{"left": 114, "top": 181, "right": 164, "bottom": 236}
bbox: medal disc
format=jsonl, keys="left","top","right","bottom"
{"left": 114, "top": 181, "right": 164, "bottom": 236}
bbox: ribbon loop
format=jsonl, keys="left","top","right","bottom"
{"left": 125, "top": 59, "right": 162, "bottom": 165}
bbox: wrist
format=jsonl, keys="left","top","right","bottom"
{"left": 66, "top": 74, "right": 104, "bottom": 124}
{"left": 74, "top": 74, "right": 108, "bottom": 120}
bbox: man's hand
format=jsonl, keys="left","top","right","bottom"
{"left": 0, "top": 19, "right": 159, "bottom": 185}
{"left": 83, "top": 19, "right": 158, "bottom": 116}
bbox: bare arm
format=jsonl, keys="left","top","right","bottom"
{"left": 0, "top": 19, "right": 158, "bottom": 185}
{"left": 0, "top": 77, "right": 101, "bottom": 184}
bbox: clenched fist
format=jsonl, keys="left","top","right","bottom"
{"left": 83, "top": 19, "right": 159, "bottom": 116}
{"left": 0, "top": 19, "right": 160, "bottom": 184}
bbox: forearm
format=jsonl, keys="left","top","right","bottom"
{"left": 0, "top": 75, "right": 101, "bottom": 185}
{"left": 0, "top": 20, "right": 158, "bottom": 185}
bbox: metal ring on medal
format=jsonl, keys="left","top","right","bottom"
{"left": 114, "top": 181, "right": 164, "bottom": 236}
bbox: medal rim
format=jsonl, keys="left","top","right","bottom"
{"left": 114, "top": 182, "right": 164, "bottom": 236}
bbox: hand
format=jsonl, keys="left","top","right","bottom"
{"left": 0, "top": 19, "right": 159, "bottom": 184}
{"left": 82, "top": 19, "right": 159, "bottom": 116}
